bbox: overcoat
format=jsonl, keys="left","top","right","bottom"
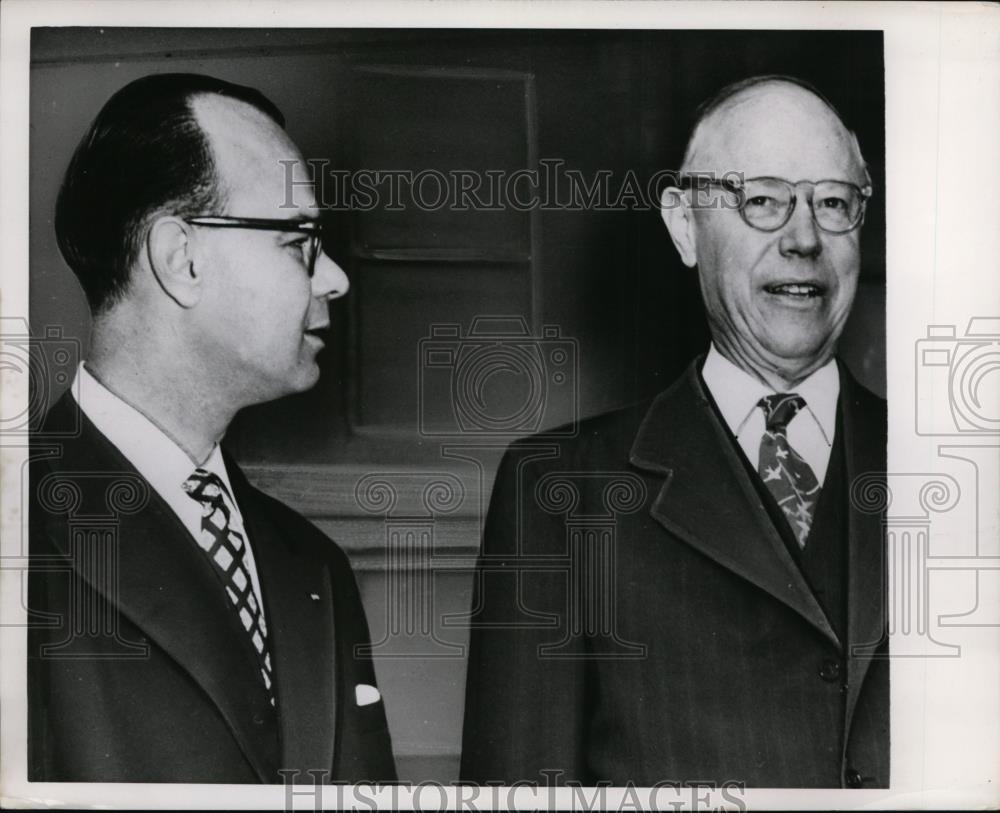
{"left": 460, "top": 358, "right": 888, "bottom": 788}
{"left": 28, "top": 392, "right": 397, "bottom": 783}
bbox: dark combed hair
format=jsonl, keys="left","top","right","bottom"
{"left": 55, "top": 73, "right": 285, "bottom": 313}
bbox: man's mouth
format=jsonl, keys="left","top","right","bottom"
{"left": 304, "top": 324, "right": 329, "bottom": 343}
{"left": 763, "top": 282, "right": 826, "bottom": 299}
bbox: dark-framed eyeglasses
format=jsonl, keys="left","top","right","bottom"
{"left": 678, "top": 175, "right": 873, "bottom": 234}
{"left": 184, "top": 215, "right": 324, "bottom": 277}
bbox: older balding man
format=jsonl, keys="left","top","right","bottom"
{"left": 460, "top": 75, "right": 888, "bottom": 788}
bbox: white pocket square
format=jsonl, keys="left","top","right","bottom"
{"left": 355, "top": 683, "right": 381, "bottom": 706}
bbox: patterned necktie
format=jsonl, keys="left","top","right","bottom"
{"left": 182, "top": 468, "right": 275, "bottom": 705}
{"left": 757, "top": 393, "right": 821, "bottom": 548}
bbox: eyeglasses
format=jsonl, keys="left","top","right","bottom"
{"left": 678, "top": 176, "right": 872, "bottom": 234}
{"left": 184, "top": 215, "right": 324, "bottom": 277}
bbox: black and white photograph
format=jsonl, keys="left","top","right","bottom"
{"left": 0, "top": 2, "right": 997, "bottom": 810}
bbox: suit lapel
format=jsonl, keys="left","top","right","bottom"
{"left": 629, "top": 360, "right": 840, "bottom": 648}
{"left": 226, "top": 460, "right": 338, "bottom": 776}
{"left": 839, "top": 364, "right": 888, "bottom": 731}
{"left": 38, "top": 395, "right": 279, "bottom": 781}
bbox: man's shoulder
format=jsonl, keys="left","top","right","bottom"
{"left": 560, "top": 398, "right": 655, "bottom": 455}
{"left": 838, "top": 362, "right": 887, "bottom": 426}
{"left": 31, "top": 390, "right": 90, "bottom": 458}
{"left": 30, "top": 391, "right": 150, "bottom": 506}
{"left": 500, "top": 397, "right": 656, "bottom": 477}
{"left": 500, "top": 361, "right": 708, "bottom": 477}
{"left": 222, "top": 457, "right": 353, "bottom": 570}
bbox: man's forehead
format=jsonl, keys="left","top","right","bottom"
{"left": 686, "top": 83, "right": 866, "bottom": 183}
{"left": 192, "top": 93, "right": 319, "bottom": 215}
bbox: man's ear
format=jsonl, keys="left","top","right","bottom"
{"left": 146, "top": 216, "right": 202, "bottom": 308}
{"left": 659, "top": 186, "right": 698, "bottom": 268}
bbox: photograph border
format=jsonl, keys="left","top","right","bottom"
{"left": 2, "top": 1, "right": 998, "bottom": 810}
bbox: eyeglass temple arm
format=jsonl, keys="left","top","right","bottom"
{"left": 184, "top": 216, "right": 322, "bottom": 234}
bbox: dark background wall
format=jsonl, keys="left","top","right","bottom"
{"left": 30, "top": 27, "right": 885, "bottom": 780}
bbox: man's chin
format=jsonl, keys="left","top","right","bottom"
{"left": 291, "top": 364, "right": 322, "bottom": 394}
{"left": 765, "top": 342, "right": 835, "bottom": 384}
{"left": 261, "top": 362, "right": 322, "bottom": 403}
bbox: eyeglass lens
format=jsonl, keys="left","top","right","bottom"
{"left": 306, "top": 234, "right": 322, "bottom": 277}
{"left": 741, "top": 179, "right": 864, "bottom": 232}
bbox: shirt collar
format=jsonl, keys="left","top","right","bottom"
{"left": 701, "top": 344, "right": 839, "bottom": 442}
{"left": 70, "top": 362, "right": 234, "bottom": 497}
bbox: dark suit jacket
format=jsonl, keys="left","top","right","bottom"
{"left": 28, "top": 392, "right": 397, "bottom": 783}
{"left": 460, "top": 358, "right": 888, "bottom": 788}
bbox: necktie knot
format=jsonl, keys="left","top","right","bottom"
{"left": 758, "top": 393, "right": 807, "bottom": 432}
{"left": 182, "top": 467, "right": 225, "bottom": 502}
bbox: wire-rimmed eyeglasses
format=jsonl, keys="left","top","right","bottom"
{"left": 678, "top": 175, "right": 873, "bottom": 234}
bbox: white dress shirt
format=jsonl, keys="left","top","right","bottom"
{"left": 71, "top": 362, "right": 266, "bottom": 613}
{"left": 700, "top": 345, "right": 839, "bottom": 486}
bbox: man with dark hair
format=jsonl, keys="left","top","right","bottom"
{"left": 29, "top": 73, "right": 396, "bottom": 783}
{"left": 53, "top": 73, "right": 284, "bottom": 313}
{"left": 460, "top": 75, "right": 888, "bottom": 788}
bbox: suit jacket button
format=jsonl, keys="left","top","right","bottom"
{"left": 844, "top": 768, "right": 863, "bottom": 788}
{"left": 819, "top": 659, "right": 841, "bottom": 682}
{"left": 252, "top": 713, "right": 264, "bottom": 726}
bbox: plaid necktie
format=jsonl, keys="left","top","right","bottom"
{"left": 182, "top": 468, "right": 275, "bottom": 705}
{"left": 757, "top": 393, "right": 821, "bottom": 548}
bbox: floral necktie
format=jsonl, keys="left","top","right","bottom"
{"left": 757, "top": 394, "right": 821, "bottom": 548}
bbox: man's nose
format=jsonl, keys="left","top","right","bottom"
{"left": 778, "top": 195, "right": 822, "bottom": 258}
{"left": 312, "top": 250, "right": 350, "bottom": 300}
